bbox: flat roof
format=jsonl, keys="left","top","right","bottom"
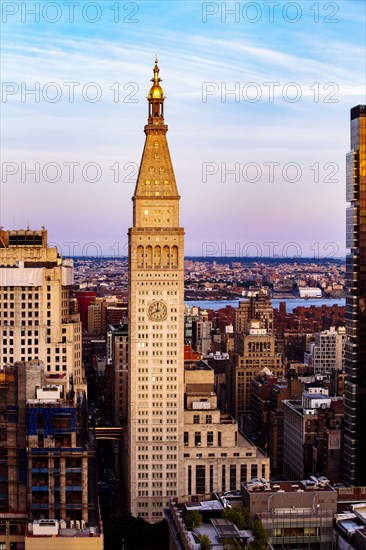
{"left": 338, "top": 518, "right": 364, "bottom": 535}
{"left": 244, "top": 479, "right": 335, "bottom": 493}
{"left": 185, "top": 499, "right": 223, "bottom": 512}
{"left": 184, "top": 360, "right": 212, "bottom": 371}
{"left": 303, "top": 393, "right": 330, "bottom": 399}
{"left": 353, "top": 503, "right": 366, "bottom": 520}
{"left": 211, "top": 518, "right": 240, "bottom": 540}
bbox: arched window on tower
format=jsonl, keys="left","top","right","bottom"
{"left": 171, "top": 246, "right": 178, "bottom": 268}
{"left": 154, "top": 245, "right": 161, "bottom": 267}
{"left": 163, "top": 246, "right": 170, "bottom": 267}
{"left": 145, "top": 246, "right": 152, "bottom": 267}
{"left": 137, "top": 245, "right": 144, "bottom": 268}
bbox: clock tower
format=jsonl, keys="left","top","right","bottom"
{"left": 126, "top": 58, "right": 185, "bottom": 520}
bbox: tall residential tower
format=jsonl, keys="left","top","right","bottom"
{"left": 126, "top": 58, "right": 185, "bottom": 520}
{"left": 0, "top": 229, "right": 83, "bottom": 389}
{"left": 344, "top": 105, "right": 366, "bottom": 485}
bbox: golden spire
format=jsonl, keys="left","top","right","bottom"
{"left": 153, "top": 55, "right": 160, "bottom": 85}
{"left": 148, "top": 55, "right": 165, "bottom": 99}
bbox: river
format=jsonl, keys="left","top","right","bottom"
{"left": 185, "top": 298, "right": 345, "bottom": 313}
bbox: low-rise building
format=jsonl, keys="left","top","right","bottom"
{"left": 242, "top": 477, "right": 337, "bottom": 549}
{"left": 299, "top": 287, "right": 322, "bottom": 298}
{"left": 165, "top": 497, "right": 250, "bottom": 550}
{"left": 25, "top": 518, "right": 103, "bottom": 549}
{"left": 334, "top": 503, "right": 366, "bottom": 550}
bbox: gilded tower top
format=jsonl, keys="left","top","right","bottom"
{"left": 148, "top": 56, "right": 165, "bottom": 100}
{"left": 132, "top": 58, "right": 180, "bottom": 226}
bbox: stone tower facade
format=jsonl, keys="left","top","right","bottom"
{"left": 126, "top": 58, "right": 184, "bottom": 520}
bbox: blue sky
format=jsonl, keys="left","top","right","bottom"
{"left": 1, "top": 0, "right": 365, "bottom": 257}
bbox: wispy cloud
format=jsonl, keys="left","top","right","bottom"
{"left": 1, "top": 0, "right": 365, "bottom": 255}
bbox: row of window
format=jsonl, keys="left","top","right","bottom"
{"left": 184, "top": 431, "right": 221, "bottom": 446}
{"left": 193, "top": 414, "right": 212, "bottom": 424}
{"left": 187, "top": 463, "right": 264, "bottom": 494}
{"left": 136, "top": 272, "right": 179, "bottom": 277}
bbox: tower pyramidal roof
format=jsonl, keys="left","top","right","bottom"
{"left": 133, "top": 57, "right": 179, "bottom": 202}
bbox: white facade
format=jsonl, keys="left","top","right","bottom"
{"left": 299, "top": 287, "right": 322, "bottom": 298}
{"left": 305, "top": 327, "right": 346, "bottom": 376}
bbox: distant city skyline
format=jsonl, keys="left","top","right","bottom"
{"left": 68, "top": 254, "right": 346, "bottom": 259}
{"left": 1, "top": 1, "right": 365, "bottom": 256}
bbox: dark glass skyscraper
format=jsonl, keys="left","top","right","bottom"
{"left": 344, "top": 105, "right": 366, "bottom": 485}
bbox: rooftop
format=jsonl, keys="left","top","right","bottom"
{"left": 166, "top": 500, "right": 250, "bottom": 550}
{"left": 185, "top": 360, "right": 212, "bottom": 371}
{"left": 27, "top": 519, "right": 102, "bottom": 538}
{"left": 244, "top": 477, "right": 334, "bottom": 493}
{"left": 303, "top": 393, "right": 330, "bottom": 399}
{"left": 335, "top": 514, "right": 365, "bottom": 537}
{"left": 185, "top": 499, "right": 223, "bottom": 512}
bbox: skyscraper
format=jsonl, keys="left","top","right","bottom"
{"left": 0, "top": 229, "right": 83, "bottom": 389}
{"left": 230, "top": 320, "right": 283, "bottom": 420}
{"left": 0, "top": 360, "right": 103, "bottom": 549}
{"left": 126, "top": 58, "right": 184, "bottom": 520}
{"left": 125, "top": 59, "right": 270, "bottom": 520}
{"left": 344, "top": 105, "right": 366, "bottom": 485}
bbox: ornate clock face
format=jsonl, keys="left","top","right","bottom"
{"left": 148, "top": 300, "right": 167, "bottom": 321}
